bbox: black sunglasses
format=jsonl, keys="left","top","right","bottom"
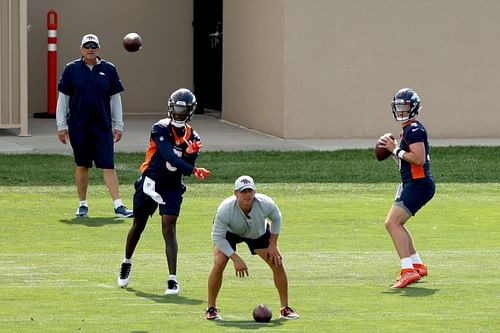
{"left": 83, "top": 43, "right": 99, "bottom": 49}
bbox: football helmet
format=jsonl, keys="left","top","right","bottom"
{"left": 391, "top": 88, "right": 421, "bottom": 122}
{"left": 167, "top": 88, "right": 197, "bottom": 128}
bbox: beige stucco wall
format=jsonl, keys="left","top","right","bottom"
{"left": 223, "top": 0, "right": 285, "bottom": 137}
{"left": 0, "top": 0, "right": 28, "bottom": 134}
{"left": 17, "top": 0, "right": 500, "bottom": 139}
{"left": 224, "top": 0, "right": 500, "bottom": 139}
{"left": 27, "top": 0, "right": 193, "bottom": 116}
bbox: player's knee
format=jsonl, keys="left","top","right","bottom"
{"left": 213, "top": 256, "right": 228, "bottom": 270}
{"left": 162, "top": 229, "right": 176, "bottom": 241}
{"left": 161, "top": 222, "right": 177, "bottom": 238}
{"left": 384, "top": 219, "right": 397, "bottom": 232}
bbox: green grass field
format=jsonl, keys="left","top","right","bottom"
{"left": 0, "top": 149, "right": 499, "bottom": 332}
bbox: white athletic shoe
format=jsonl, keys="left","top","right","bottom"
{"left": 165, "top": 279, "right": 180, "bottom": 295}
{"left": 118, "top": 262, "right": 132, "bottom": 288}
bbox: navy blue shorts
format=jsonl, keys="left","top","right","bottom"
{"left": 394, "top": 177, "right": 435, "bottom": 216}
{"left": 225, "top": 225, "right": 271, "bottom": 255}
{"left": 132, "top": 176, "right": 186, "bottom": 218}
{"left": 68, "top": 126, "right": 114, "bottom": 169}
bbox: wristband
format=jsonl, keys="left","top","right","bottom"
{"left": 392, "top": 148, "right": 406, "bottom": 159}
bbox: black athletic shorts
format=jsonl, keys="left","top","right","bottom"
{"left": 132, "top": 175, "right": 186, "bottom": 218}
{"left": 225, "top": 224, "right": 271, "bottom": 255}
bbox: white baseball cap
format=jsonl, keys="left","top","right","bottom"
{"left": 234, "top": 175, "right": 256, "bottom": 192}
{"left": 81, "top": 34, "right": 100, "bottom": 47}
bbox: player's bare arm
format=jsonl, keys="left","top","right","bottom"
{"left": 230, "top": 252, "right": 248, "bottom": 278}
{"left": 380, "top": 135, "right": 425, "bottom": 166}
{"left": 404, "top": 142, "right": 426, "bottom": 165}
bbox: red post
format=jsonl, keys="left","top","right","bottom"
{"left": 47, "top": 10, "right": 58, "bottom": 115}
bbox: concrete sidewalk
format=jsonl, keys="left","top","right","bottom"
{"left": 1, "top": 113, "right": 499, "bottom": 154}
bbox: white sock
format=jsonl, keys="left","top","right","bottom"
{"left": 400, "top": 257, "right": 413, "bottom": 270}
{"left": 79, "top": 200, "right": 88, "bottom": 207}
{"left": 168, "top": 274, "right": 177, "bottom": 282}
{"left": 113, "top": 199, "right": 123, "bottom": 209}
{"left": 123, "top": 258, "right": 132, "bottom": 264}
{"left": 410, "top": 253, "right": 423, "bottom": 264}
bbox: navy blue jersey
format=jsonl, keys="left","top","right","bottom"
{"left": 139, "top": 119, "right": 200, "bottom": 188}
{"left": 399, "top": 121, "right": 432, "bottom": 182}
{"left": 58, "top": 57, "right": 124, "bottom": 129}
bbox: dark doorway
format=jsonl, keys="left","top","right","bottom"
{"left": 193, "top": 0, "right": 223, "bottom": 113}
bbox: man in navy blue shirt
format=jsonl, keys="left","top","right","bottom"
{"left": 117, "top": 88, "right": 211, "bottom": 295}
{"left": 378, "top": 88, "right": 435, "bottom": 288}
{"left": 56, "top": 34, "right": 132, "bottom": 218}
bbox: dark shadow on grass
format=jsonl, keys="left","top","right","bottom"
{"left": 382, "top": 285, "right": 440, "bottom": 297}
{"left": 125, "top": 287, "right": 204, "bottom": 305}
{"left": 214, "top": 319, "right": 285, "bottom": 330}
{"left": 59, "top": 217, "right": 129, "bottom": 227}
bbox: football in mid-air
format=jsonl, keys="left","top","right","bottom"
{"left": 375, "top": 133, "right": 395, "bottom": 161}
{"left": 252, "top": 304, "right": 272, "bottom": 323}
{"left": 123, "top": 32, "right": 142, "bottom": 52}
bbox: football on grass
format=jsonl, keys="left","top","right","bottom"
{"left": 253, "top": 304, "right": 272, "bottom": 322}
{"left": 375, "top": 134, "right": 394, "bottom": 161}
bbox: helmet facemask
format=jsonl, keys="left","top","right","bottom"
{"left": 167, "top": 88, "right": 197, "bottom": 128}
{"left": 391, "top": 88, "right": 420, "bottom": 122}
{"left": 392, "top": 101, "right": 412, "bottom": 122}
{"left": 168, "top": 102, "right": 194, "bottom": 128}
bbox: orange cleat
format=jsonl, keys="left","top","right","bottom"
{"left": 413, "top": 263, "right": 428, "bottom": 277}
{"left": 391, "top": 269, "right": 421, "bottom": 288}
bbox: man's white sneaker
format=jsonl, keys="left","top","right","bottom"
{"left": 165, "top": 279, "right": 180, "bottom": 295}
{"left": 118, "top": 262, "right": 132, "bottom": 288}
{"left": 280, "top": 306, "right": 300, "bottom": 320}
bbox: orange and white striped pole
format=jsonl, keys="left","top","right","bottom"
{"left": 47, "top": 10, "right": 58, "bottom": 116}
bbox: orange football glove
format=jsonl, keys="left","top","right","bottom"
{"left": 186, "top": 140, "right": 203, "bottom": 154}
{"left": 193, "top": 167, "right": 210, "bottom": 180}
